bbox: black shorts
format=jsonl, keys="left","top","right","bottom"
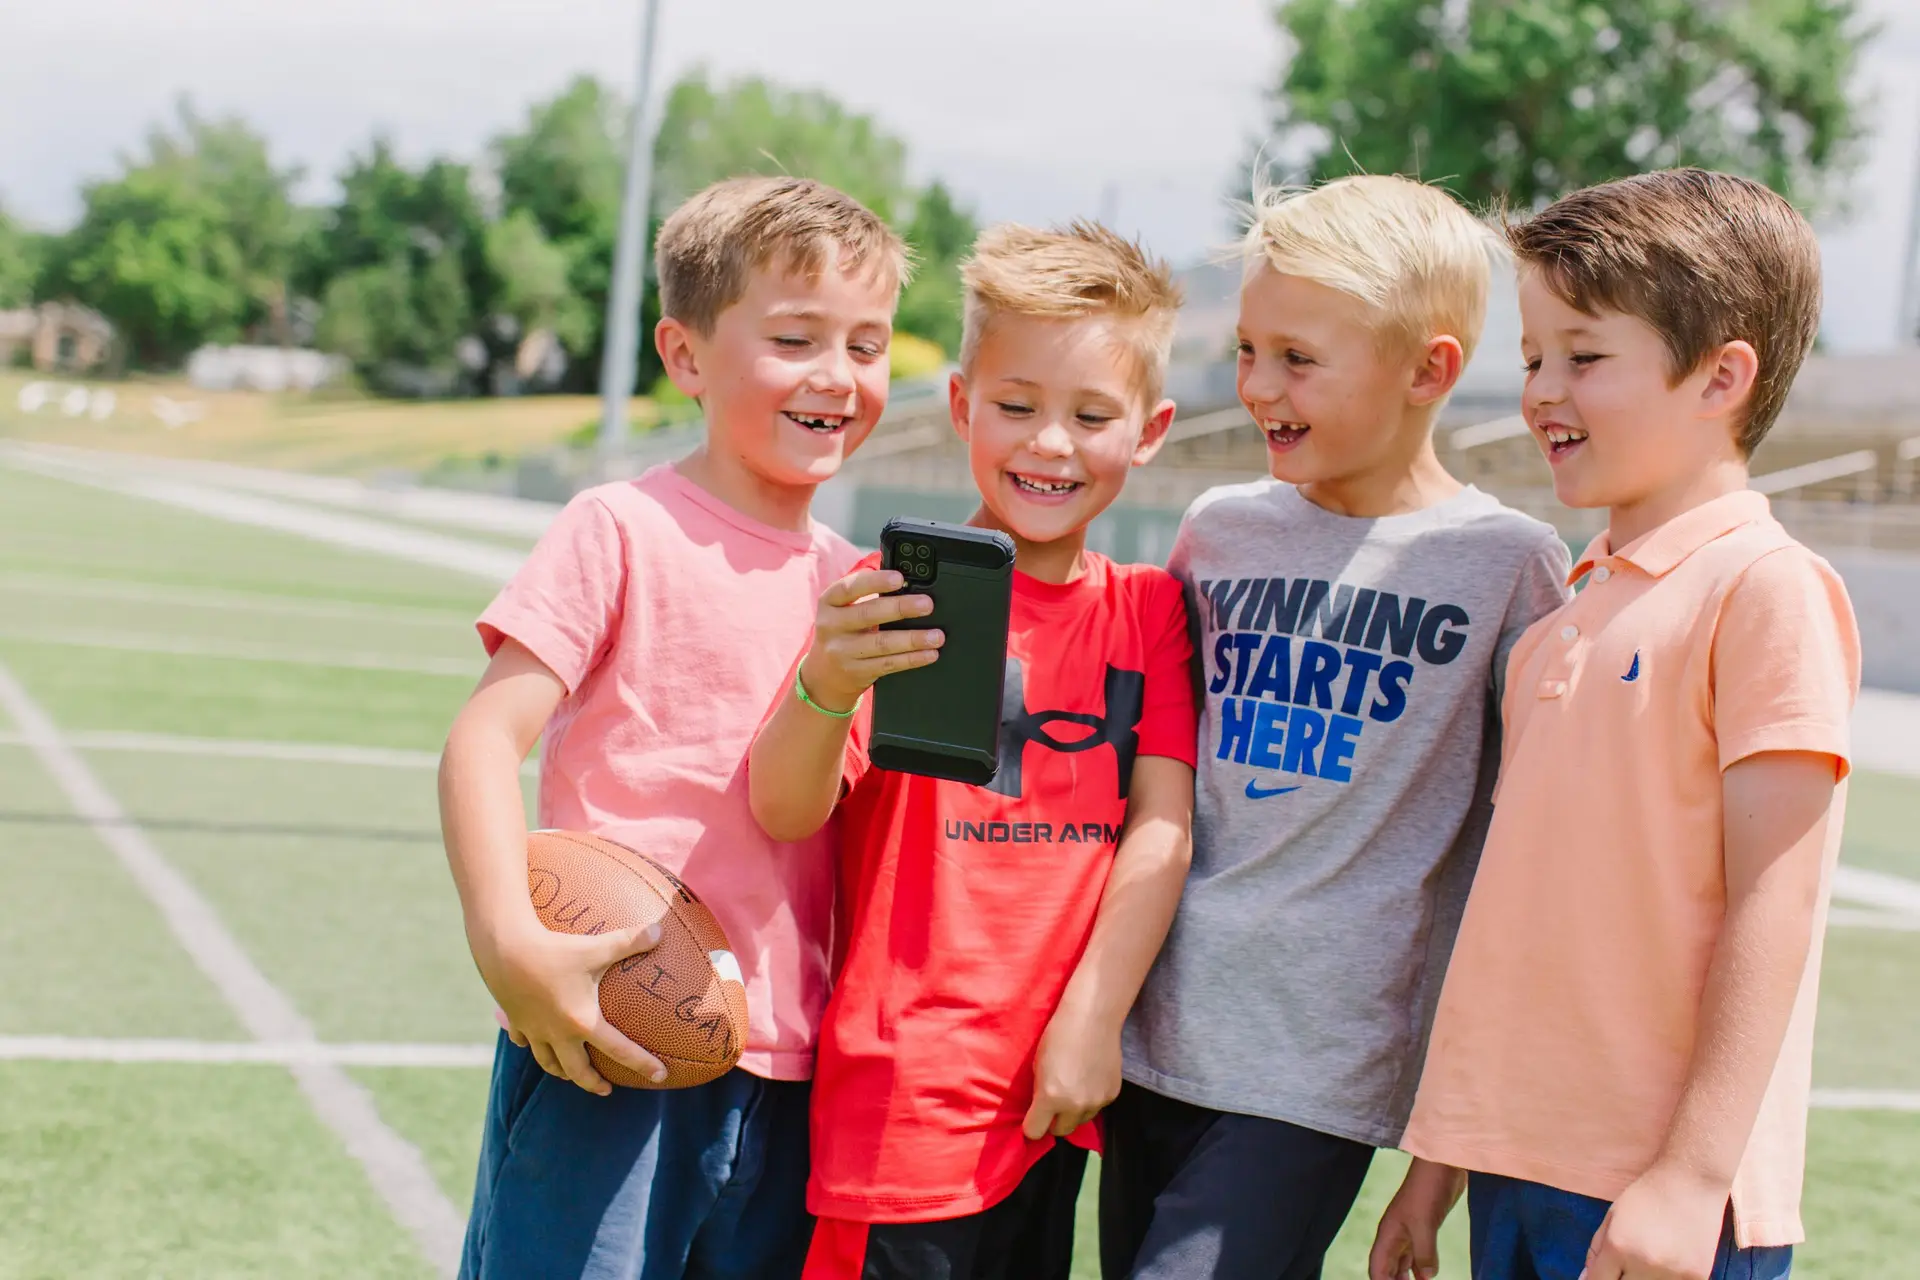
{"left": 1100, "top": 1082, "right": 1375, "bottom": 1279}
{"left": 807, "top": 1140, "right": 1089, "bottom": 1280}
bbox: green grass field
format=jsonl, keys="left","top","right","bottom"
{"left": 0, "top": 459, "right": 1915, "bottom": 1278}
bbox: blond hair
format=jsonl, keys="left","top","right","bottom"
{"left": 959, "top": 221, "right": 1184, "bottom": 404}
{"left": 1508, "top": 168, "right": 1820, "bottom": 455}
{"left": 655, "top": 176, "right": 912, "bottom": 334}
{"left": 1241, "top": 175, "right": 1497, "bottom": 362}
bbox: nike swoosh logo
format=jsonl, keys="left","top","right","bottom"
{"left": 1245, "top": 779, "right": 1302, "bottom": 800}
{"left": 1622, "top": 651, "right": 1641, "bottom": 682}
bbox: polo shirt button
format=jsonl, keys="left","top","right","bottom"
{"left": 1593, "top": 566, "right": 1612, "bottom": 583}
{"left": 1560, "top": 625, "right": 1579, "bottom": 641}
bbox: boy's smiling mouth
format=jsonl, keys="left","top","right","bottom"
{"left": 783, "top": 410, "right": 848, "bottom": 434}
{"left": 1007, "top": 471, "right": 1084, "bottom": 500}
{"left": 1539, "top": 421, "right": 1588, "bottom": 461}
{"left": 1260, "top": 419, "right": 1310, "bottom": 450}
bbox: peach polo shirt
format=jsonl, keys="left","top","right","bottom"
{"left": 1402, "top": 489, "right": 1860, "bottom": 1248}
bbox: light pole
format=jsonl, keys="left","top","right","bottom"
{"left": 598, "top": 0, "right": 664, "bottom": 461}
{"left": 1899, "top": 90, "right": 1920, "bottom": 347}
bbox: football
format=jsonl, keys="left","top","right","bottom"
{"left": 525, "top": 829, "right": 748, "bottom": 1089}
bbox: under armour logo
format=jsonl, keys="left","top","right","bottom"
{"left": 987, "top": 657, "right": 1146, "bottom": 799}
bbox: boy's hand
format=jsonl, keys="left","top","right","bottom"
{"left": 476, "top": 919, "right": 668, "bottom": 1096}
{"left": 798, "top": 568, "right": 942, "bottom": 714}
{"left": 1369, "top": 1158, "right": 1465, "bottom": 1280}
{"left": 1580, "top": 1164, "right": 1727, "bottom": 1280}
{"left": 1022, "top": 1001, "right": 1121, "bottom": 1140}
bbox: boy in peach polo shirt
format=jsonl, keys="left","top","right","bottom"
{"left": 1377, "top": 169, "right": 1861, "bottom": 1280}
{"left": 440, "top": 177, "right": 907, "bottom": 1280}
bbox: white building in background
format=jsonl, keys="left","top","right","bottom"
{"left": 185, "top": 346, "right": 349, "bottom": 393}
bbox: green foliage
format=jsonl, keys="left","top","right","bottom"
{"left": 1265, "top": 0, "right": 1873, "bottom": 211}
{"left": 37, "top": 100, "right": 302, "bottom": 366}
{"left": 0, "top": 202, "right": 44, "bottom": 309}
{"left": 489, "top": 77, "right": 627, "bottom": 389}
{"left": 896, "top": 180, "right": 977, "bottom": 357}
{"left": 303, "top": 139, "right": 487, "bottom": 391}
{"left": 485, "top": 211, "right": 593, "bottom": 352}
{"left": 652, "top": 69, "right": 910, "bottom": 221}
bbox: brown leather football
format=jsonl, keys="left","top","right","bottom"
{"left": 525, "top": 829, "right": 748, "bottom": 1089}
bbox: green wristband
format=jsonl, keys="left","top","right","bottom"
{"left": 794, "top": 662, "right": 858, "bottom": 719}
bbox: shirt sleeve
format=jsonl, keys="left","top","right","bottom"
{"left": 476, "top": 491, "right": 628, "bottom": 694}
{"left": 1493, "top": 527, "right": 1574, "bottom": 708}
{"left": 1712, "top": 546, "right": 1860, "bottom": 776}
{"left": 1136, "top": 570, "right": 1201, "bottom": 767}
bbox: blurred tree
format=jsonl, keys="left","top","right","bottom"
{"left": 493, "top": 69, "right": 962, "bottom": 393}
{"left": 895, "top": 179, "right": 977, "bottom": 360}
{"left": 304, "top": 139, "right": 490, "bottom": 392}
{"left": 1263, "top": 0, "right": 1873, "bottom": 210}
{"left": 490, "top": 76, "right": 625, "bottom": 392}
{"left": 0, "top": 201, "right": 43, "bottom": 309}
{"left": 39, "top": 100, "right": 302, "bottom": 367}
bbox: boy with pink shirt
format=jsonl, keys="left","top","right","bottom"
{"left": 1377, "top": 170, "right": 1861, "bottom": 1280}
{"left": 439, "top": 176, "right": 909, "bottom": 1280}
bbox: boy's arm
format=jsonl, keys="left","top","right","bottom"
{"left": 440, "top": 639, "right": 666, "bottom": 1094}
{"left": 1370, "top": 1158, "right": 1467, "bottom": 1280}
{"left": 1023, "top": 753, "right": 1194, "bottom": 1140}
{"left": 1583, "top": 749, "right": 1838, "bottom": 1280}
{"left": 748, "top": 567, "right": 940, "bottom": 842}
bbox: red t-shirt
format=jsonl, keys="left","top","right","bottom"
{"left": 808, "top": 552, "right": 1198, "bottom": 1222}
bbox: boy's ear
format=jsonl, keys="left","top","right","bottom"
{"left": 1407, "top": 334, "right": 1465, "bottom": 407}
{"left": 1132, "top": 399, "right": 1179, "bottom": 467}
{"left": 948, "top": 370, "right": 973, "bottom": 444}
{"left": 655, "top": 317, "right": 705, "bottom": 399}
{"left": 1697, "top": 339, "right": 1760, "bottom": 421}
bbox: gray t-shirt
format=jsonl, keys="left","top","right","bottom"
{"left": 1121, "top": 480, "right": 1572, "bottom": 1146}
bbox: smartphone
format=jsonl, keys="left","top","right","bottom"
{"left": 871, "top": 517, "right": 1016, "bottom": 785}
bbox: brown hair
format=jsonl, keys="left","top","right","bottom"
{"left": 654, "top": 176, "right": 911, "bottom": 334}
{"left": 1507, "top": 168, "right": 1821, "bottom": 454}
{"left": 959, "top": 221, "right": 1184, "bottom": 404}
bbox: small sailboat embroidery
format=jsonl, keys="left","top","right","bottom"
{"left": 1622, "top": 651, "right": 1641, "bottom": 683}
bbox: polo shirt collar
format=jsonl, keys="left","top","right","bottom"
{"left": 1570, "top": 489, "right": 1772, "bottom": 584}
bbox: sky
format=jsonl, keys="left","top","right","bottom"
{"left": 3, "top": 0, "right": 1917, "bottom": 352}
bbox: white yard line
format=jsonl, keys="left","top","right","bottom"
{"left": 3, "top": 446, "right": 523, "bottom": 585}
{"left": 0, "top": 571, "right": 473, "bottom": 626}
{"left": 1854, "top": 688, "right": 1920, "bottom": 780}
{"left": 0, "top": 660, "right": 465, "bottom": 1277}
{"left": 1809, "top": 1088, "right": 1920, "bottom": 1113}
{"left": 1827, "top": 905, "right": 1920, "bottom": 932}
{"left": 2, "top": 1033, "right": 1915, "bottom": 1112}
{"left": 7, "top": 442, "right": 559, "bottom": 538}
{"left": 1832, "top": 866, "right": 1920, "bottom": 919}
{"left": 0, "top": 626, "right": 478, "bottom": 679}
{"left": 0, "top": 1036, "right": 493, "bottom": 1068}
{"left": 0, "top": 728, "right": 537, "bottom": 775}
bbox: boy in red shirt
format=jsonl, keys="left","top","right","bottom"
{"left": 749, "top": 222, "right": 1199, "bottom": 1279}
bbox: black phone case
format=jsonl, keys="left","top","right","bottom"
{"left": 872, "top": 517, "right": 1015, "bottom": 785}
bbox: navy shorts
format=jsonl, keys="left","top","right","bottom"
{"left": 1469, "top": 1172, "right": 1793, "bottom": 1280}
{"left": 1099, "top": 1082, "right": 1375, "bottom": 1279}
{"left": 460, "top": 1031, "right": 813, "bottom": 1280}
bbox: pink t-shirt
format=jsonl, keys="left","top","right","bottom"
{"left": 477, "top": 464, "right": 860, "bottom": 1080}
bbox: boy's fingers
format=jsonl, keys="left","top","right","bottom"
{"left": 850, "top": 629, "right": 943, "bottom": 661}
{"left": 584, "top": 922, "right": 662, "bottom": 974}
{"left": 589, "top": 1018, "right": 668, "bottom": 1086}
{"left": 553, "top": 1038, "right": 610, "bottom": 1096}
{"left": 1020, "top": 1099, "right": 1055, "bottom": 1141}
{"left": 825, "top": 569, "right": 903, "bottom": 606}
{"left": 834, "top": 591, "right": 933, "bottom": 632}
{"left": 528, "top": 1039, "right": 565, "bottom": 1078}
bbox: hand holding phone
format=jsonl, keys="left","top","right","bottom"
{"left": 870, "top": 518, "right": 1015, "bottom": 784}
{"left": 796, "top": 568, "right": 945, "bottom": 715}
